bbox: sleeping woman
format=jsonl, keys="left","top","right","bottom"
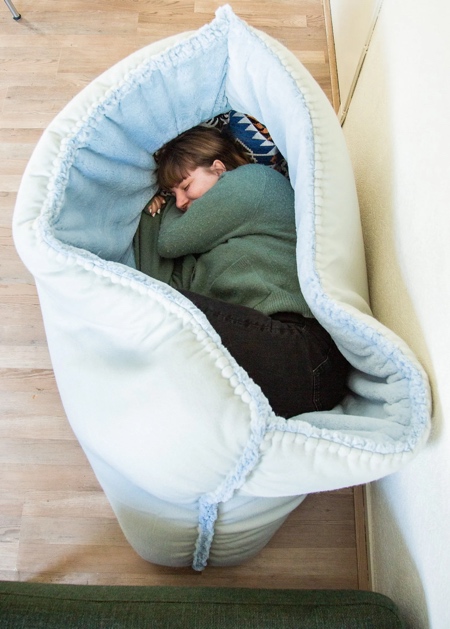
{"left": 135, "top": 125, "right": 349, "bottom": 418}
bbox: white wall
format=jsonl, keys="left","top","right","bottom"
{"left": 329, "top": 0, "right": 382, "bottom": 120}
{"left": 338, "top": 0, "right": 450, "bottom": 627}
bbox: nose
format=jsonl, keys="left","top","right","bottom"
{"left": 174, "top": 189, "right": 189, "bottom": 211}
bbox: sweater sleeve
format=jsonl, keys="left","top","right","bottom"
{"left": 157, "top": 166, "right": 265, "bottom": 258}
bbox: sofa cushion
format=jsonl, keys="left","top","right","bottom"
{"left": 0, "top": 582, "right": 405, "bottom": 629}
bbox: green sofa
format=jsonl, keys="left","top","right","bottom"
{"left": 0, "top": 582, "right": 405, "bottom": 628}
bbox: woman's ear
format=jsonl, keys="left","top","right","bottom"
{"left": 211, "top": 159, "right": 227, "bottom": 176}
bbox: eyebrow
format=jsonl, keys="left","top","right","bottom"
{"left": 172, "top": 175, "right": 191, "bottom": 190}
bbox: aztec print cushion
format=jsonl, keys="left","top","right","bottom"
{"left": 203, "top": 111, "right": 289, "bottom": 177}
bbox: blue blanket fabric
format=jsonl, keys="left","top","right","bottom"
{"left": 52, "top": 14, "right": 232, "bottom": 266}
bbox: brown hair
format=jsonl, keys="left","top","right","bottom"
{"left": 154, "top": 125, "right": 251, "bottom": 191}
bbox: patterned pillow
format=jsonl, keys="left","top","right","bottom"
{"left": 203, "top": 111, "right": 289, "bottom": 178}
{"left": 202, "top": 112, "right": 230, "bottom": 132}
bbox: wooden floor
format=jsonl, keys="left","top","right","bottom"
{"left": 0, "top": 0, "right": 368, "bottom": 589}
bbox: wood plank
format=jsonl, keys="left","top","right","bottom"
{"left": 0, "top": 369, "right": 57, "bottom": 392}
{"left": 0, "top": 417, "right": 75, "bottom": 441}
{"left": 0, "top": 283, "right": 39, "bottom": 303}
{"left": 0, "top": 439, "right": 87, "bottom": 466}
{"left": 0, "top": 347, "right": 52, "bottom": 369}
{"left": 0, "top": 261, "right": 35, "bottom": 283}
{"left": 22, "top": 491, "right": 115, "bottom": 519}
{"left": 3, "top": 10, "right": 139, "bottom": 37}
{"left": 0, "top": 390, "right": 65, "bottom": 416}
{"left": 0, "top": 464, "right": 101, "bottom": 492}
{"left": 17, "top": 546, "right": 358, "bottom": 588}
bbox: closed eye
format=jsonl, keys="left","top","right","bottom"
{"left": 172, "top": 176, "right": 192, "bottom": 195}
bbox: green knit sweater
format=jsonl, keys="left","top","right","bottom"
{"left": 157, "top": 164, "right": 312, "bottom": 317}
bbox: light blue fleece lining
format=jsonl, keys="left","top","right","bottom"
{"left": 49, "top": 10, "right": 231, "bottom": 265}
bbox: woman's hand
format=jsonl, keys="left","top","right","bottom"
{"left": 144, "top": 194, "right": 167, "bottom": 217}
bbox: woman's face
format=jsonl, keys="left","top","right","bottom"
{"left": 171, "top": 160, "right": 226, "bottom": 212}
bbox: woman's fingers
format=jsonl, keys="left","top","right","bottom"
{"left": 145, "top": 194, "right": 167, "bottom": 216}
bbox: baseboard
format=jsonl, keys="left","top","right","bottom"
{"left": 322, "top": 0, "right": 340, "bottom": 113}
{"left": 354, "top": 485, "right": 372, "bottom": 590}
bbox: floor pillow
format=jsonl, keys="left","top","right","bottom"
{"left": 13, "top": 6, "right": 431, "bottom": 570}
